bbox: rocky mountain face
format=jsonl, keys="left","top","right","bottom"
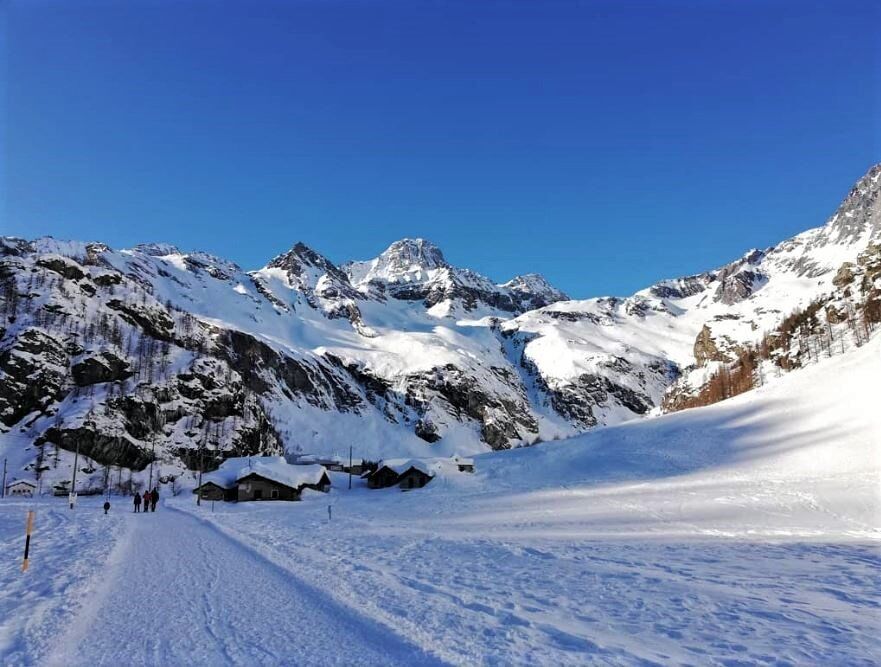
{"left": 0, "top": 165, "right": 878, "bottom": 487}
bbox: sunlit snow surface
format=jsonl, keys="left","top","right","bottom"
{"left": 1, "top": 333, "right": 878, "bottom": 665}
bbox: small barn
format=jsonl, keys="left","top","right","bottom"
{"left": 6, "top": 479, "right": 37, "bottom": 497}
{"left": 194, "top": 480, "right": 236, "bottom": 502}
{"left": 194, "top": 459, "right": 241, "bottom": 502}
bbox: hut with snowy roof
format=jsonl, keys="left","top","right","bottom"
{"left": 453, "top": 456, "right": 475, "bottom": 473}
{"left": 5, "top": 479, "right": 37, "bottom": 497}
{"left": 194, "top": 456, "right": 331, "bottom": 502}
{"left": 397, "top": 464, "right": 433, "bottom": 490}
{"left": 366, "top": 459, "right": 435, "bottom": 490}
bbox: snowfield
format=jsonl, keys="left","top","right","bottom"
{"left": 0, "top": 334, "right": 879, "bottom": 665}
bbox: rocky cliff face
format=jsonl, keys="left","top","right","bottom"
{"left": 1, "top": 165, "right": 878, "bottom": 486}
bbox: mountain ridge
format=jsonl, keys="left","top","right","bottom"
{"left": 0, "top": 164, "right": 878, "bottom": 491}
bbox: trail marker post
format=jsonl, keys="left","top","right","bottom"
{"left": 22, "top": 510, "right": 35, "bottom": 572}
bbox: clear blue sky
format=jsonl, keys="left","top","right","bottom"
{"left": 2, "top": 1, "right": 879, "bottom": 298}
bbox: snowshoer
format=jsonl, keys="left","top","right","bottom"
{"left": 103, "top": 501, "right": 111, "bottom": 515}
{"left": 151, "top": 488, "right": 159, "bottom": 512}
{"left": 134, "top": 492, "right": 141, "bottom": 513}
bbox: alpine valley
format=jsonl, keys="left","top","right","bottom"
{"left": 1, "top": 164, "right": 879, "bottom": 487}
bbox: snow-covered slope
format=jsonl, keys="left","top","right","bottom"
{"left": 482, "top": 320, "right": 880, "bottom": 539}
{"left": 0, "top": 165, "right": 878, "bottom": 490}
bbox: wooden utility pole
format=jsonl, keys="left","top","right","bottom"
{"left": 348, "top": 445, "right": 353, "bottom": 490}
{"left": 196, "top": 446, "right": 204, "bottom": 506}
{"left": 69, "top": 440, "right": 81, "bottom": 510}
{"left": 148, "top": 432, "right": 156, "bottom": 493}
{"left": 1, "top": 457, "right": 7, "bottom": 499}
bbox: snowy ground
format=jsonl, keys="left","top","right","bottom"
{"left": 0, "top": 336, "right": 879, "bottom": 665}
{"left": 0, "top": 497, "right": 440, "bottom": 666}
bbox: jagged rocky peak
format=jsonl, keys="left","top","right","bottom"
{"left": 264, "top": 242, "right": 355, "bottom": 294}
{"left": 379, "top": 238, "right": 448, "bottom": 273}
{"left": 502, "top": 273, "right": 569, "bottom": 303}
{"left": 132, "top": 242, "right": 182, "bottom": 257}
{"left": 826, "top": 163, "right": 881, "bottom": 245}
{"left": 266, "top": 241, "right": 341, "bottom": 274}
{"left": 711, "top": 248, "right": 768, "bottom": 305}
{"left": 257, "top": 241, "right": 364, "bottom": 323}
{"left": 345, "top": 238, "right": 449, "bottom": 287}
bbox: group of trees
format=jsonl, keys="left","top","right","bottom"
{"left": 668, "top": 293, "right": 879, "bottom": 412}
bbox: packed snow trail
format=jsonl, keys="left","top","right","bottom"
{"left": 47, "top": 505, "right": 444, "bottom": 666}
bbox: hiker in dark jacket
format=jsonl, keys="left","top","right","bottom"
{"left": 133, "top": 492, "right": 141, "bottom": 513}
{"left": 151, "top": 488, "right": 159, "bottom": 512}
{"left": 103, "top": 500, "right": 111, "bottom": 515}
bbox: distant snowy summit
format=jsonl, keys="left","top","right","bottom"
{"left": 341, "top": 237, "right": 569, "bottom": 314}
{"left": 0, "top": 164, "right": 878, "bottom": 491}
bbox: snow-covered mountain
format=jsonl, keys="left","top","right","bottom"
{"left": 342, "top": 237, "right": 569, "bottom": 316}
{"left": 502, "top": 163, "right": 880, "bottom": 425}
{"left": 0, "top": 164, "right": 878, "bottom": 488}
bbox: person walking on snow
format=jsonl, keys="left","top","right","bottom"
{"left": 151, "top": 488, "right": 159, "bottom": 512}
{"left": 103, "top": 500, "right": 111, "bottom": 515}
{"left": 133, "top": 492, "right": 141, "bottom": 513}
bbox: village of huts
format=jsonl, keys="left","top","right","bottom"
{"left": 193, "top": 454, "right": 475, "bottom": 503}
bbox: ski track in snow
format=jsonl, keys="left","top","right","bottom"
{"left": 42, "top": 504, "right": 442, "bottom": 666}
{"left": 179, "top": 498, "right": 881, "bottom": 666}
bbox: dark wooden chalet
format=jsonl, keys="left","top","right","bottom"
{"left": 367, "top": 466, "right": 401, "bottom": 489}
{"left": 236, "top": 472, "right": 302, "bottom": 501}
{"left": 397, "top": 466, "right": 433, "bottom": 490}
